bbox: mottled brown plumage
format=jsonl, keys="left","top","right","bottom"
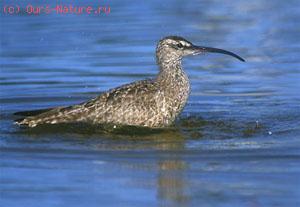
{"left": 15, "top": 36, "right": 244, "bottom": 128}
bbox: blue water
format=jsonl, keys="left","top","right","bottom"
{"left": 1, "top": 0, "right": 300, "bottom": 206}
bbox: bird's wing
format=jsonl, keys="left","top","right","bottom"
{"left": 82, "top": 79, "right": 159, "bottom": 109}
{"left": 14, "top": 79, "right": 160, "bottom": 127}
{"left": 106, "top": 79, "right": 159, "bottom": 103}
{"left": 100, "top": 79, "right": 159, "bottom": 106}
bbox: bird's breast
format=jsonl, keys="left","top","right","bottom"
{"left": 157, "top": 72, "right": 190, "bottom": 121}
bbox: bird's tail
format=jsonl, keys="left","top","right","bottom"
{"left": 14, "top": 107, "right": 67, "bottom": 127}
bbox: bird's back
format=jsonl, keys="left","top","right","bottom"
{"left": 80, "top": 79, "right": 164, "bottom": 126}
{"left": 16, "top": 79, "right": 176, "bottom": 128}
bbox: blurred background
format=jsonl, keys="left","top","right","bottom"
{"left": 1, "top": 0, "right": 300, "bottom": 207}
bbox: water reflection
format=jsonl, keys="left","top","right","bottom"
{"left": 106, "top": 130, "right": 190, "bottom": 206}
{"left": 157, "top": 155, "right": 188, "bottom": 206}
{"left": 129, "top": 130, "right": 189, "bottom": 206}
{"left": 12, "top": 121, "right": 191, "bottom": 205}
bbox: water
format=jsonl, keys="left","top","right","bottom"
{"left": 1, "top": 0, "right": 300, "bottom": 206}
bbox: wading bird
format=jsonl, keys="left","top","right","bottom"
{"left": 15, "top": 36, "right": 244, "bottom": 128}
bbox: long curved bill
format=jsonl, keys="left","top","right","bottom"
{"left": 192, "top": 46, "right": 245, "bottom": 62}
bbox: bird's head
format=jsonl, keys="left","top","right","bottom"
{"left": 156, "top": 36, "right": 245, "bottom": 63}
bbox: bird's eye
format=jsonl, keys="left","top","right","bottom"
{"left": 177, "top": 43, "right": 184, "bottom": 48}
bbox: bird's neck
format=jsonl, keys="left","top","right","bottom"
{"left": 155, "top": 47, "right": 190, "bottom": 93}
{"left": 156, "top": 57, "right": 190, "bottom": 118}
{"left": 156, "top": 57, "right": 185, "bottom": 82}
{"left": 156, "top": 57, "right": 190, "bottom": 95}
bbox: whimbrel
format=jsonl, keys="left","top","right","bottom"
{"left": 15, "top": 36, "right": 244, "bottom": 128}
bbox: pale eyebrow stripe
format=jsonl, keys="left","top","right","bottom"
{"left": 180, "top": 41, "right": 190, "bottom": 46}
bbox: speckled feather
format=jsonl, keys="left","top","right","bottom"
{"left": 15, "top": 36, "right": 193, "bottom": 128}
